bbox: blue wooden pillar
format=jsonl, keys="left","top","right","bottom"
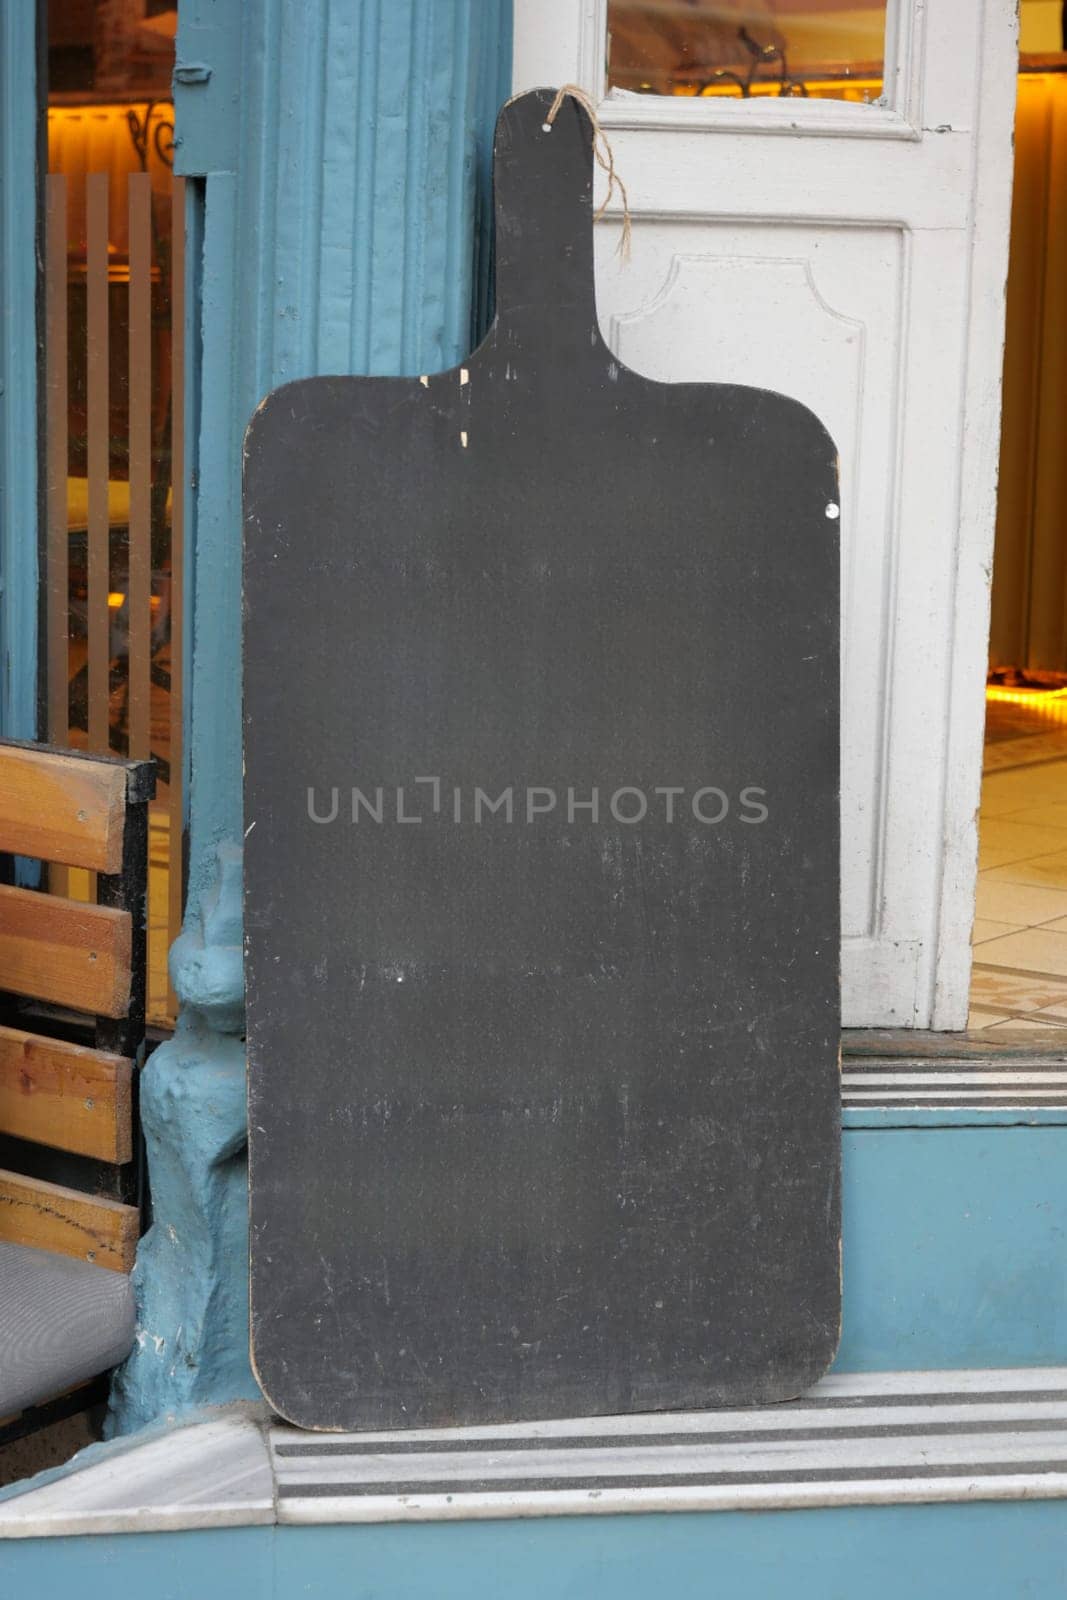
{"left": 0, "top": 2, "right": 39, "bottom": 742}
{"left": 109, "top": 0, "right": 512, "bottom": 1430}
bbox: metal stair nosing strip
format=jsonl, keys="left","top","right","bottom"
{"left": 841, "top": 1059, "right": 1067, "bottom": 1109}
{"left": 270, "top": 1367, "right": 1067, "bottom": 1524}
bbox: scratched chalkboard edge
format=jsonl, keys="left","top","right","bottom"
{"left": 245, "top": 1337, "right": 845, "bottom": 1436}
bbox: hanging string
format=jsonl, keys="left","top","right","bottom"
{"left": 543, "top": 84, "right": 633, "bottom": 262}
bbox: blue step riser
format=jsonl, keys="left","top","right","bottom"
{"left": 838, "top": 1125, "right": 1067, "bottom": 1371}
{"left": 5, "top": 1506, "right": 1066, "bottom": 1600}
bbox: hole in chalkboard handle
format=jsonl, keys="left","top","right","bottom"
{"left": 542, "top": 123, "right": 552, "bottom": 133}
{"left": 825, "top": 503, "right": 840, "bottom": 520}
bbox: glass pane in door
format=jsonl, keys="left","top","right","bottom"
{"left": 607, "top": 0, "right": 889, "bottom": 103}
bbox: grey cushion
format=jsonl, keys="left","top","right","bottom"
{"left": 0, "top": 1241, "right": 135, "bottom": 1415}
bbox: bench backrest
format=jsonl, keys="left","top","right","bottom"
{"left": 0, "top": 740, "right": 155, "bottom": 1273}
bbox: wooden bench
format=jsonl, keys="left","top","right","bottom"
{"left": 0, "top": 738, "right": 154, "bottom": 1438}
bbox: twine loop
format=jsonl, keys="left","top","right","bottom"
{"left": 544, "top": 84, "right": 632, "bottom": 262}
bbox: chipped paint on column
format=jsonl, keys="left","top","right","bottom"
{"left": 107, "top": 0, "right": 512, "bottom": 1432}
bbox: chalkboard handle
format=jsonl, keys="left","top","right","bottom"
{"left": 490, "top": 90, "right": 601, "bottom": 353}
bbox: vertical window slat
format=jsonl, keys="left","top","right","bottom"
{"left": 85, "top": 172, "right": 110, "bottom": 756}
{"left": 45, "top": 176, "right": 68, "bottom": 747}
{"left": 127, "top": 171, "right": 152, "bottom": 761}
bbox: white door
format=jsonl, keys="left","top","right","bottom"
{"left": 513, "top": 0, "right": 1018, "bottom": 1027}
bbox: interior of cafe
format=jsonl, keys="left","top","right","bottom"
{"left": 45, "top": 0, "right": 180, "bottom": 1026}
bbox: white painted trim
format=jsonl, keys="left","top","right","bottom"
{"left": 515, "top": 0, "right": 929, "bottom": 138}
{"left": 595, "top": 98, "right": 916, "bottom": 142}
{"left": 930, "top": 0, "right": 1019, "bottom": 1027}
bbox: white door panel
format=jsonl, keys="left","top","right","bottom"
{"left": 601, "top": 229, "right": 894, "bottom": 951}
{"left": 514, "top": 1, "right": 1018, "bottom": 1026}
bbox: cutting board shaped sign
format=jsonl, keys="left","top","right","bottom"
{"left": 243, "top": 88, "right": 841, "bottom": 1432}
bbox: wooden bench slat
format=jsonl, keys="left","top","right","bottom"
{"left": 0, "top": 1026, "right": 132, "bottom": 1162}
{"left": 0, "top": 744, "right": 127, "bottom": 872}
{"left": 0, "top": 1169, "right": 138, "bottom": 1272}
{"left": 0, "top": 886, "right": 131, "bottom": 1019}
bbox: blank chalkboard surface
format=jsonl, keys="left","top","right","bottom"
{"left": 244, "top": 88, "right": 841, "bottom": 1432}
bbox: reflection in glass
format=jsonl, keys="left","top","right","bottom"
{"left": 606, "top": 0, "right": 888, "bottom": 103}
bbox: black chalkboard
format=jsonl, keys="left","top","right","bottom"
{"left": 244, "top": 88, "right": 841, "bottom": 1432}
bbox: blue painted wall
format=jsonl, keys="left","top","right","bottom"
{"left": 0, "top": 2, "right": 38, "bottom": 741}
{"left": 5, "top": 1503, "right": 1067, "bottom": 1600}
{"left": 109, "top": 0, "right": 513, "bottom": 1430}
{"left": 836, "top": 1125, "right": 1067, "bottom": 1371}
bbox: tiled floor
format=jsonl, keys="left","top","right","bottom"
{"left": 971, "top": 691, "right": 1067, "bottom": 1029}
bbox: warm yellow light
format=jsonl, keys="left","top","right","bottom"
{"left": 108, "top": 591, "right": 125, "bottom": 608}
{"left": 986, "top": 684, "right": 1067, "bottom": 706}
{"left": 676, "top": 75, "right": 881, "bottom": 101}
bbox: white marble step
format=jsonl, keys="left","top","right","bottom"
{"left": 0, "top": 1407, "right": 273, "bottom": 1538}
{"left": 3, "top": 1370, "right": 1067, "bottom": 1536}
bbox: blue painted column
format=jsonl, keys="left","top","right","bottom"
{"left": 0, "top": 2, "right": 39, "bottom": 741}
{"left": 109, "top": 0, "right": 512, "bottom": 1429}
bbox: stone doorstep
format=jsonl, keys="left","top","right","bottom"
{"left": 1, "top": 1370, "right": 1067, "bottom": 1536}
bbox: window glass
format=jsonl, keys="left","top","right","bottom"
{"left": 606, "top": 1, "right": 889, "bottom": 105}
{"left": 45, "top": 1, "right": 182, "bottom": 1026}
